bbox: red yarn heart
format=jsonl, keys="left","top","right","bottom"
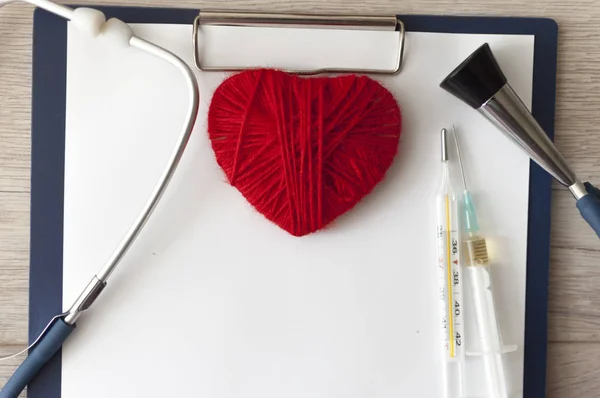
{"left": 208, "top": 69, "right": 401, "bottom": 237}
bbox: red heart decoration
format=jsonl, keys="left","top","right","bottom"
{"left": 208, "top": 69, "right": 402, "bottom": 236}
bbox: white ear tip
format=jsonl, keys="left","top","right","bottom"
{"left": 71, "top": 8, "right": 106, "bottom": 37}
{"left": 101, "top": 18, "right": 134, "bottom": 48}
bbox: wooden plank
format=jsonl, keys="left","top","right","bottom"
{"left": 548, "top": 343, "right": 600, "bottom": 397}
{"left": 0, "top": 2, "right": 32, "bottom": 195}
{"left": 0, "top": 191, "right": 29, "bottom": 346}
{"left": 548, "top": 247, "right": 600, "bottom": 342}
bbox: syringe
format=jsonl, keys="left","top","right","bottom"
{"left": 435, "top": 128, "right": 464, "bottom": 398}
{"left": 452, "top": 127, "right": 517, "bottom": 398}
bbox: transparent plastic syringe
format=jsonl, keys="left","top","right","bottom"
{"left": 452, "top": 127, "right": 517, "bottom": 398}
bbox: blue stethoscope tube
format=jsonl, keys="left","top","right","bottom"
{"left": 1, "top": 319, "right": 75, "bottom": 397}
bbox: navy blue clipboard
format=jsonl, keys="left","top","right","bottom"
{"left": 28, "top": 7, "right": 557, "bottom": 398}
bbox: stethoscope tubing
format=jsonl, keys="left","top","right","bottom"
{"left": 0, "top": 2, "right": 200, "bottom": 396}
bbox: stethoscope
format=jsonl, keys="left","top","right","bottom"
{"left": 0, "top": 1, "right": 199, "bottom": 396}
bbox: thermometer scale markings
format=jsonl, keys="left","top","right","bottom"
{"left": 437, "top": 194, "right": 463, "bottom": 360}
{"left": 445, "top": 195, "right": 455, "bottom": 357}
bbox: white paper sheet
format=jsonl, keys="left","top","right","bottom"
{"left": 63, "top": 23, "right": 533, "bottom": 398}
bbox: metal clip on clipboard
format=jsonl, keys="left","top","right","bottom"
{"left": 192, "top": 11, "right": 406, "bottom": 75}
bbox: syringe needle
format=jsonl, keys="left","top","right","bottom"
{"left": 452, "top": 126, "right": 480, "bottom": 236}
{"left": 452, "top": 125, "right": 468, "bottom": 191}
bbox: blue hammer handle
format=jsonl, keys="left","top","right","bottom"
{"left": 577, "top": 182, "right": 600, "bottom": 238}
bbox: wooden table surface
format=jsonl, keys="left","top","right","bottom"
{"left": 1, "top": 0, "right": 599, "bottom": 396}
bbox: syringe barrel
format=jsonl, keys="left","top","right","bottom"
{"left": 465, "top": 261, "right": 503, "bottom": 352}
{"left": 465, "top": 237, "right": 514, "bottom": 398}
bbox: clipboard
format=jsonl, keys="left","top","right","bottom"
{"left": 28, "top": 6, "right": 557, "bottom": 398}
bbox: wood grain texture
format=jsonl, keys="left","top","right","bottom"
{"left": 548, "top": 343, "right": 600, "bottom": 397}
{"left": 0, "top": 0, "right": 599, "bottom": 397}
{"left": 549, "top": 247, "right": 600, "bottom": 342}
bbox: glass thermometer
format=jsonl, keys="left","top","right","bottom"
{"left": 435, "top": 128, "right": 464, "bottom": 398}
